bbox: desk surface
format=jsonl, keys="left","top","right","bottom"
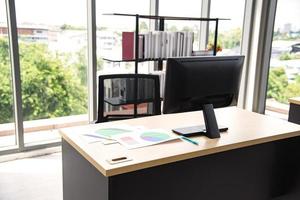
{"left": 60, "top": 107, "right": 300, "bottom": 177}
{"left": 289, "top": 97, "right": 300, "bottom": 105}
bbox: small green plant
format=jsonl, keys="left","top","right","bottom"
{"left": 279, "top": 52, "right": 293, "bottom": 60}
{"left": 279, "top": 52, "right": 300, "bottom": 61}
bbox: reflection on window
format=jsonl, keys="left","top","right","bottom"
{"left": 266, "top": 0, "right": 300, "bottom": 119}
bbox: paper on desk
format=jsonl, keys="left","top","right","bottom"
{"left": 111, "top": 129, "right": 180, "bottom": 149}
{"left": 82, "top": 124, "right": 145, "bottom": 145}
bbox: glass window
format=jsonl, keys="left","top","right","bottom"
{"left": 265, "top": 0, "right": 300, "bottom": 120}
{"left": 0, "top": 0, "right": 16, "bottom": 149}
{"left": 210, "top": 0, "right": 246, "bottom": 55}
{"left": 159, "top": 0, "right": 202, "bottom": 51}
{"left": 159, "top": 0, "right": 202, "bottom": 17}
{"left": 15, "top": 0, "right": 88, "bottom": 146}
{"left": 96, "top": 0, "right": 151, "bottom": 117}
{"left": 96, "top": 0, "right": 150, "bottom": 75}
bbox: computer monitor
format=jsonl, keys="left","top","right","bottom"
{"left": 163, "top": 56, "right": 244, "bottom": 138}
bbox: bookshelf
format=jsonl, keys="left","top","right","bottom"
{"left": 103, "top": 13, "right": 230, "bottom": 72}
{"left": 101, "top": 13, "right": 230, "bottom": 119}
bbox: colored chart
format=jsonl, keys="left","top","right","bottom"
{"left": 140, "top": 131, "right": 171, "bottom": 142}
{"left": 94, "top": 128, "right": 130, "bottom": 138}
{"left": 120, "top": 136, "right": 139, "bottom": 145}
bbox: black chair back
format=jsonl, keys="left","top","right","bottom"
{"left": 96, "top": 74, "right": 161, "bottom": 123}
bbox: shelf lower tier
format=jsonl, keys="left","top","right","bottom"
{"left": 104, "top": 97, "right": 155, "bottom": 106}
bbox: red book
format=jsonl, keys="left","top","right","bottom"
{"left": 122, "top": 32, "right": 135, "bottom": 60}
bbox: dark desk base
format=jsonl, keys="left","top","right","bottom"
{"left": 62, "top": 137, "right": 300, "bottom": 200}
{"left": 289, "top": 103, "right": 300, "bottom": 124}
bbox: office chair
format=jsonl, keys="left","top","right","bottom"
{"left": 96, "top": 74, "right": 161, "bottom": 123}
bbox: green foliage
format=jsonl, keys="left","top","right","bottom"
{"left": 267, "top": 67, "right": 288, "bottom": 103}
{"left": 98, "top": 27, "right": 108, "bottom": 31}
{"left": 0, "top": 39, "right": 14, "bottom": 123}
{"left": 0, "top": 39, "right": 10, "bottom": 64}
{"left": 70, "top": 46, "right": 88, "bottom": 86}
{"left": 273, "top": 31, "right": 300, "bottom": 41}
{"left": 65, "top": 46, "right": 102, "bottom": 86}
{"left": 284, "top": 83, "right": 300, "bottom": 101}
{"left": 284, "top": 74, "right": 300, "bottom": 101}
{"left": 294, "top": 75, "right": 300, "bottom": 83}
{"left": 167, "top": 25, "right": 178, "bottom": 32}
{"left": 0, "top": 37, "right": 88, "bottom": 123}
{"left": 20, "top": 42, "right": 88, "bottom": 121}
{"left": 279, "top": 52, "right": 293, "bottom": 60}
{"left": 60, "top": 24, "right": 85, "bottom": 30}
{"left": 97, "top": 57, "right": 104, "bottom": 72}
{"left": 181, "top": 26, "right": 193, "bottom": 32}
{"left": 139, "top": 22, "right": 149, "bottom": 32}
{"left": 267, "top": 67, "right": 300, "bottom": 104}
{"left": 279, "top": 52, "right": 300, "bottom": 61}
{"left": 61, "top": 24, "right": 72, "bottom": 30}
{"left": 209, "top": 28, "right": 242, "bottom": 50}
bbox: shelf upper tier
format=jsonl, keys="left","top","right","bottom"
{"left": 103, "top": 58, "right": 168, "bottom": 63}
{"left": 103, "top": 13, "right": 230, "bottom": 21}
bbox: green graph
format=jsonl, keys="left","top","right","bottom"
{"left": 94, "top": 128, "right": 131, "bottom": 138}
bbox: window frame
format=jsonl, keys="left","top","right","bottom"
{"left": 239, "top": 0, "right": 278, "bottom": 113}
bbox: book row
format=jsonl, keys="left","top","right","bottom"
{"left": 122, "top": 31, "right": 194, "bottom": 60}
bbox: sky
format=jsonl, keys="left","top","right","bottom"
{"left": 0, "top": 0, "right": 299, "bottom": 31}
{"left": 275, "top": 0, "right": 300, "bottom": 31}
{"left": 0, "top": 0, "right": 87, "bottom": 26}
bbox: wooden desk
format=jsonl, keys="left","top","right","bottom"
{"left": 60, "top": 107, "right": 300, "bottom": 200}
{"left": 288, "top": 97, "right": 300, "bottom": 124}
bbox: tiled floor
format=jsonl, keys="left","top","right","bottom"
{"left": 0, "top": 153, "right": 62, "bottom": 200}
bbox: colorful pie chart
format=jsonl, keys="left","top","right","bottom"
{"left": 140, "top": 131, "right": 170, "bottom": 142}
{"left": 94, "top": 128, "right": 130, "bottom": 138}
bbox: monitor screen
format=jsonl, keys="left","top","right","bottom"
{"left": 163, "top": 56, "right": 245, "bottom": 114}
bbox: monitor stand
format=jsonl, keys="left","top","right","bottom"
{"left": 202, "top": 104, "right": 220, "bottom": 138}
{"left": 172, "top": 104, "right": 224, "bottom": 139}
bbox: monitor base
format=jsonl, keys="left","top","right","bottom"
{"left": 173, "top": 104, "right": 223, "bottom": 139}
{"left": 172, "top": 125, "right": 228, "bottom": 138}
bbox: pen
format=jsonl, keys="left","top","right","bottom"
{"left": 181, "top": 136, "right": 199, "bottom": 145}
{"left": 84, "top": 134, "right": 113, "bottom": 140}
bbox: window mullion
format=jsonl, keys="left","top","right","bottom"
{"left": 252, "top": 0, "right": 277, "bottom": 113}
{"left": 5, "top": 0, "right": 24, "bottom": 150}
{"left": 87, "top": 0, "right": 97, "bottom": 123}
